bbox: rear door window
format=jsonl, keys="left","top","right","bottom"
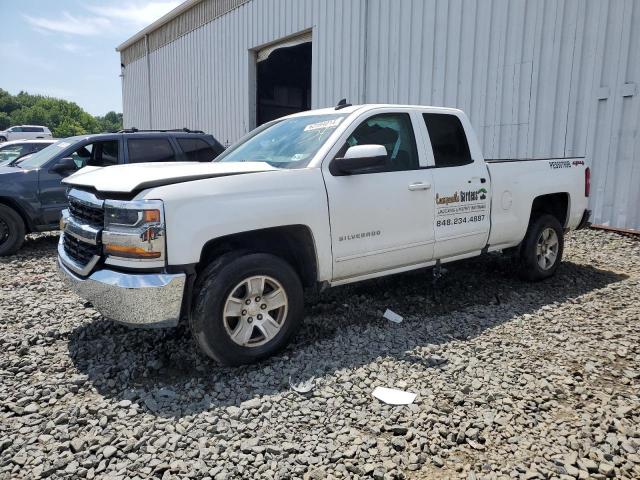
{"left": 177, "top": 138, "right": 220, "bottom": 162}
{"left": 127, "top": 138, "right": 176, "bottom": 163}
{"left": 423, "top": 113, "right": 472, "bottom": 167}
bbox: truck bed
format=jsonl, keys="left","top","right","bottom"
{"left": 485, "top": 157, "right": 588, "bottom": 250}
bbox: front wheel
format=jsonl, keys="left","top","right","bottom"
{"left": 190, "top": 252, "right": 304, "bottom": 365}
{"left": 0, "top": 204, "right": 26, "bottom": 256}
{"left": 518, "top": 214, "right": 564, "bottom": 281}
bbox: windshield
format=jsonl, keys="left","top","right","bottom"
{"left": 216, "top": 114, "right": 347, "bottom": 168}
{"left": 18, "top": 140, "right": 69, "bottom": 169}
{"left": 0, "top": 145, "right": 28, "bottom": 165}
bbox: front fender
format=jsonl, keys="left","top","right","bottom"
{"left": 139, "top": 168, "right": 333, "bottom": 282}
{"left": 0, "top": 168, "right": 42, "bottom": 230}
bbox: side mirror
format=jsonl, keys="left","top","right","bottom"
{"left": 330, "top": 145, "right": 387, "bottom": 175}
{"left": 50, "top": 157, "right": 78, "bottom": 175}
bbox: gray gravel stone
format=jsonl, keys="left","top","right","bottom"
{"left": 102, "top": 446, "right": 117, "bottom": 459}
{"left": 1, "top": 230, "right": 639, "bottom": 479}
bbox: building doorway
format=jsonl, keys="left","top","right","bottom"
{"left": 256, "top": 34, "right": 312, "bottom": 126}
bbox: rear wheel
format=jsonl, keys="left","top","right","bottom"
{"left": 190, "top": 252, "right": 304, "bottom": 365}
{"left": 518, "top": 214, "right": 564, "bottom": 281}
{"left": 0, "top": 204, "right": 26, "bottom": 256}
{"left": 0, "top": 136, "right": 6, "bottom": 142}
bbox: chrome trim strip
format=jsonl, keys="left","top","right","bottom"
{"left": 58, "top": 235, "right": 100, "bottom": 277}
{"left": 57, "top": 259, "right": 185, "bottom": 328}
{"left": 60, "top": 209, "right": 70, "bottom": 229}
{"left": 64, "top": 217, "right": 101, "bottom": 245}
{"left": 69, "top": 188, "right": 104, "bottom": 209}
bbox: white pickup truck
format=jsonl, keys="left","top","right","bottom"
{"left": 58, "top": 104, "right": 591, "bottom": 365}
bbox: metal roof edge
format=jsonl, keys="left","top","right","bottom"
{"left": 115, "top": 0, "right": 203, "bottom": 52}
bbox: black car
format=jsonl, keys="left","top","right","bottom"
{"left": 0, "top": 129, "right": 224, "bottom": 255}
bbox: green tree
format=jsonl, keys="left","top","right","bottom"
{"left": 55, "top": 119, "right": 88, "bottom": 138}
{"left": 0, "top": 89, "right": 21, "bottom": 114}
{"left": 95, "top": 111, "right": 123, "bottom": 132}
{"left": 0, "top": 112, "right": 10, "bottom": 130}
{"left": 0, "top": 89, "right": 122, "bottom": 137}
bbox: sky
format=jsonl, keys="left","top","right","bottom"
{"left": 0, "top": 0, "right": 181, "bottom": 115}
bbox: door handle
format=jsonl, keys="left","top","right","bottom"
{"left": 468, "top": 176, "right": 487, "bottom": 184}
{"left": 408, "top": 182, "right": 431, "bottom": 191}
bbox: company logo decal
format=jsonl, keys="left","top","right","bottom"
{"left": 339, "top": 230, "right": 381, "bottom": 242}
{"left": 435, "top": 187, "right": 488, "bottom": 227}
{"left": 436, "top": 188, "right": 487, "bottom": 205}
{"left": 435, "top": 192, "right": 460, "bottom": 205}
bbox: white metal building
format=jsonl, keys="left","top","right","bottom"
{"left": 117, "top": 0, "right": 640, "bottom": 231}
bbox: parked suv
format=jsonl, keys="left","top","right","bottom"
{"left": 0, "top": 125, "right": 52, "bottom": 142}
{"left": 0, "top": 129, "right": 224, "bottom": 255}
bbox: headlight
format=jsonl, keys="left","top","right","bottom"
{"left": 102, "top": 199, "right": 166, "bottom": 268}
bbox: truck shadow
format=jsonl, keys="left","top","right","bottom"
{"left": 68, "top": 253, "right": 627, "bottom": 418}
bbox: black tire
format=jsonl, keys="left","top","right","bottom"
{"left": 190, "top": 252, "right": 304, "bottom": 366}
{"left": 0, "top": 137, "right": 6, "bottom": 142}
{"left": 0, "top": 204, "right": 26, "bottom": 256}
{"left": 518, "top": 214, "right": 564, "bottom": 281}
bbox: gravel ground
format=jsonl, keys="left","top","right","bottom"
{"left": 1, "top": 229, "right": 639, "bottom": 480}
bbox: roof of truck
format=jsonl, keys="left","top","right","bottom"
{"left": 285, "top": 104, "right": 465, "bottom": 118}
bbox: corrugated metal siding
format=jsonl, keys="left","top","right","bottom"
{"left": 121, "top": 56, "right": 149, "bottom": 128}
{"left": 120, "top": 0, "right": 251, "bottom": 65}
{"left": 126, "top": 0, "right": 366, "bottom": 143}
{"left": 363, "top": 0, "right": 601, "bottom": 161}
{"left": 586, "top": 0, "right": 640, "bottom": 230}
{"left": 121, "top": 39, "right": 146, "bottom": 65}
{"left": 120, "top": 0, "right": 640, "bottom": 230}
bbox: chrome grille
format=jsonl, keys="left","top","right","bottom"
{"left": 63, "top": 234, "right": 100, "bottom": 265}
{"left": 60, "top": 189, "right": 105, "bottom": 275}
{"left": 68, "top": 198, "right": 104, "bottom": 227}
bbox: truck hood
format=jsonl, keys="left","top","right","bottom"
{"left": 0, "top": 166, "right": 32, "bottom": 178}
{"left": 0, "top": 166, "right": 23, "bottom": 175}
{"left": 62, "top": 161, "right": 278, "bottom": 193}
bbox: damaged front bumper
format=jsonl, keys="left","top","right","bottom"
{"left": 57, "top": 255, "right": 186, "bottom": 328}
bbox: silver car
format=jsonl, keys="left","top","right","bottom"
{"left": 0, "top": 125, "right": 52, "bottom": 142}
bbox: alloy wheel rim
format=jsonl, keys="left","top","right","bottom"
{"left": 536, "top": 227, "right": 559, "bottom": 270}
{"left": 223, "top": 275, "right": 288, "bottom": 347}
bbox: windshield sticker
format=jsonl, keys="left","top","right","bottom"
{"left": 304, "top": 118, "right": 343, "bottom": 131}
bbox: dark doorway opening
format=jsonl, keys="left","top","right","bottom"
{"left": 256, "top": 42, "right": 312, "bottom": 126}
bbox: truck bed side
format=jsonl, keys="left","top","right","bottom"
{"left": 486, "top": 158, "right": 588, "bottom": 250}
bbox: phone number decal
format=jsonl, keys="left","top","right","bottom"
{"left": 436, "top": 214, "right": 485, "bottom": 228}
